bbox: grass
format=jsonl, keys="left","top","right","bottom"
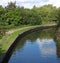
{"left": 1, "top": 27, "right": 33, "bottom": 50}
{"left": 0, "top": 25, "right": 30, "bottom": 44}
{"left": 0, "top": 36, "right": 6, "bottom": 42}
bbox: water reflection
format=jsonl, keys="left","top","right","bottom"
{"left": 37, "top": 38, "right": 56, "bottom": 56}
{"left": 55, "top": 28, "right": 60, "bottom": 58}
{"left": 8, "top": 28, "right": 60, "bottom": 63}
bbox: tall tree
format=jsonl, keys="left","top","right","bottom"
{"left": 5, "top": 1, "right": 16, "bottom": 10}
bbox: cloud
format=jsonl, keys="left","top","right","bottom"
{"left": 42, "top": 0, "right": 60, "bottom": 7}
{"left": 0, "top": 0, "right": 60, "bottom": 8}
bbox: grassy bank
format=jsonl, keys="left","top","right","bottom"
{"left": 0, "top": 25, "right": 42, "bottom": 56}
{"left": 0, "top": 24, "right": 56, "bottom": 56}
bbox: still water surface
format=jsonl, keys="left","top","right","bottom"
{"left": 8, "top": 28, "right": 60, "bottom": 63}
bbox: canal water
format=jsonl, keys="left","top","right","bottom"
{"left": 8, "top": 28, "right": 60, "bottom": 63}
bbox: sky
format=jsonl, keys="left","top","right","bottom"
{"left": 0, "top": 0, "right": 60, "bottom": 8}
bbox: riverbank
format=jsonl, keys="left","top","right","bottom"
{"left": 0, "top": 24, "right": 56, "bottom": 62}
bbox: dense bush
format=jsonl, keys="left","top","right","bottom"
{"left": 0, "top": 2, "right": 59, "bottom": 28}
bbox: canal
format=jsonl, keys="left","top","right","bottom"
{"left": 7, "top": 28, "right": 60, "bottom": 63}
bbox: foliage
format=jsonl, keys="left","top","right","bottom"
{"left": 0, "top": 2, "right": 60, "bottom": 38}
{"left": 0, "top": 2, "right": 58, "bottom": 28}
{"left": 57, "top": 8, "right": 60, "bottom": 27}
{"left": 0, "top": 29, "right": 6, "bottom": 39}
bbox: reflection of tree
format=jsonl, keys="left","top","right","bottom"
{"left": 14, "top": 37, "right": 27, "bottom": 51}
{"left": 54, "top": 27, "right": 60, "bottom": 58}
{"left": 15, "top": 28, "right": 55, "bottom": 51}
{"left": 56, "top": 42, "right": 60, "bottom": 58}
{"left": 25, "top": 28, "right": 55, "bottom": 40}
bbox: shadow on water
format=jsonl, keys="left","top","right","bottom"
{"left": 0, "top": 47, "right": 5, "bottom": 62}
{"left": 54, "top": 27, "right": 60, "bottom": 58}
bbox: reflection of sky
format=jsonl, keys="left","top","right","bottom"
{"left": 8, "top": 38, "right": 60, "bottom": 63}
{"left": 36, "top": 38, "right": 56, "bottom": 57}
{"left": 36, "top": 38, "right": 59, "bottom": 63}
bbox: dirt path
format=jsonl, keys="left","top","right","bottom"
{"left": 0, "top": 26, "right": 38, "bottom": 45}
{"left": 6, "top": 26, "right": 39, "bottom": 35}
{"left": 6, "top": 24, "right": 56, "bottom": 35}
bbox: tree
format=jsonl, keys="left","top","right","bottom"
{"left": 57, "top": 8, "right": 60, "bottom": 27}
{"left": 0, "top": 3, "right": 59, "bottom": 29}
{"left": 5, "top": 1, "right": 16, "bottom": 10}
